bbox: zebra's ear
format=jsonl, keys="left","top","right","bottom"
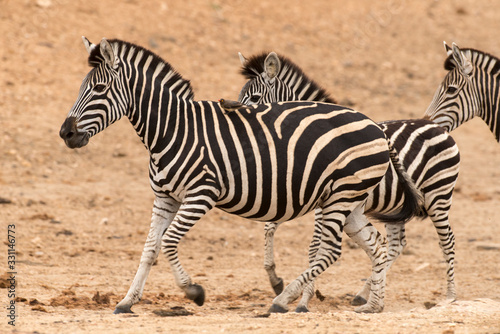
{"left": 264, "top": 52, "right": 281, "bottom": 80}
{"left": 238, "top": 52, "right": 248, "bottom": 66}
{"left": 443, "top": 41, "right": 452, "bottom": 57}
{"left": 82, "top": 36, "right": 96, "bottom": 55}
{"left": 451, "top": 43, "right": 473, "bottom": 76}
{"left": 100, "top": 38, "right": 119, "bottom": 69}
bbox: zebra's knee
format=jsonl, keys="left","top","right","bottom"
{"left": 264, "top": 262, "right": 276, "bottom": 272}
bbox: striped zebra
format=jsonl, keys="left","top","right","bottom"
{"left": 236, "top": 51, "right": 460, "bottom": 311}
{"left": 425, "top": 42, "right": 500, "bottom": 142}
{"left": 59, "top": 37, "right": 423, "bottom": 314}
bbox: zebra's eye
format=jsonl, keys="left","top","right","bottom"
{"left": 446, "top": 86, "right": 458, "bottom": 94}
{"left": 249, "top": 95, "right": 261, "bottom": 103}
{"left": 93, "top": 84, "right": 107, "bottom": 93}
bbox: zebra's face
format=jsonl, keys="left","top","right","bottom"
{"left": 238, "top": 75, "right": 298, "bottom": 105}
{"left": 60, "top": 38, "right": 126, "bottom": 149}
{"left": 424, "top": 42, "right": 479, "bottom": 132}
{"left": 424, "top": 70, "right": 477, "bottom": 132}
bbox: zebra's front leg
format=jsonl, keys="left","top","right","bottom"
{"left": 264, "top": 222, "right": 284, "bottom": 295}
{"left": 345, "top": 208, "right": 388, "bottom": 313}
{"left": 161, "top": 194, "right": 217, "bottom": 306}
{"left": 114, "top": 196, "right": 180, "bottom": 314}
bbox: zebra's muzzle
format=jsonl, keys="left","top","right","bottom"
{"left": 59, "top": 117, "right": 89, "bottom": 149}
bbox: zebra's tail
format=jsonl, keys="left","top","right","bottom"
{"left": 371, "top": 145, "right": 428, "bottom": 224}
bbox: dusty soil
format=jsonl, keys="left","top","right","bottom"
{"left": 1, "top": 0, "right": 500, "bottom": 333}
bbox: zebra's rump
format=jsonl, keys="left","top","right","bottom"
{"left": 365, "top": 119, "right": 460, "bottom": 215}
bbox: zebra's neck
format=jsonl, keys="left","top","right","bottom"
{"left": 459, "top": 49, "right": 500, "bottom": 142}
{"left": 278, "top": 63, "right": 335, "bottom": 103}
{"left": 128, "top": 77, "right": 194, "bottom": 154}
{"left": 476, "top": 69, "right": 500, "bottom": 142}
{"left": 112, "top": 41, "right": 195, "bottom": 151}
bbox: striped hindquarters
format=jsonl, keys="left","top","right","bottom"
{"left": 365, "top": 119, "right": 460, "bottom": 216}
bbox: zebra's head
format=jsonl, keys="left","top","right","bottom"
{"left": 237, "top": 51, "right": 336, "bottom": 106}
{"left": 60, "top": 37, "right": 126, "bottom": 148}
{"left": 237, "top": 51, "right": 295, "bottom": 105}
{"left": 424, "top": 42, "right": 480, "bottom": 132}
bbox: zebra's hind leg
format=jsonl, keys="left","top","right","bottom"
{"left": 161, "top": 194, "right": 217, "bottom": 307}
{"left": 343, "top": 208, "right": 388, "bottom": 313}
{"left": 352, "top": 223, "right": 402, "bottom": 306}
{"left": 295, "top": 208, "right": 324, "bottom": 312}
{"left": 269, "top": 202, "right": 351, "bottom": 313}
{"left": 114, "top": 196, "right": 180, "bottom": 314}
{"left": 264, "top": 222, "right": 284, "bottom": 295}
{"left": 429, "top": 211, "right": 456, "bottom": 301}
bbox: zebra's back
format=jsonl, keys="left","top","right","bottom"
{"left": 202, "top": 101, "right": 392, "bottom": 222}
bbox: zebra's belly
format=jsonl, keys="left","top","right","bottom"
{"left": 215, "top": 154, "right": 390, "bottom": 223}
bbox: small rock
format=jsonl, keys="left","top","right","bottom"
{"left": 414, "top": 262, "right": 430, "bottom": 272}
{"left": 32, "top": 305, "right": 48, "bottom": 312}
{"left": 0, "top": 197, "right": 12, "bottom": 204}
{"left": 424, "top": 301, "right": 437, "bottom": 309}
{"left": 56, "top": 229, "right": 73, "bottom": 236}
{"left": 36, "top": 0, "right": 52, "bottom": 7}
{"left": 476, "top": 242, "right": 500, "bottom": 251}
{"left": 153, "top": 306, "right": 193, "bottom": 317}
{"left": 29, "top": 298, "right": 43, "bottom": 306}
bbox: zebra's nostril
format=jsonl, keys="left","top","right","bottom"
{"left": 65, "top": 131, "right": 75, "bottom": 139}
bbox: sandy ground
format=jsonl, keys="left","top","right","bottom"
{"left": 1, "top": 0, "right": 500, "bottom": 333}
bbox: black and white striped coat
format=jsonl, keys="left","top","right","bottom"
{"left": 236, "top": 51, "right": 460, "bottom": 311}
{"left": 59, "top": 38, "right": 422, "bottom": 314}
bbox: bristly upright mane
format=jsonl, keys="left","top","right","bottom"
{"left": 444, "top": 48, "right": 500, "bottom": 76}
{"left": 88, "top": 39, "right": 195, "bottom": 100}
{"left": 240, "top": 52, "right": 337, "bottom": 104}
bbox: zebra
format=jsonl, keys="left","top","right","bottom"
{"left": 425, "top": 42, "right": 500, "bottom": 142}
{"left": 236, "top": 51, "right": 460, "bottom": 311}
{"left": 58, "top": 37, "right": 423, "bottom": 314}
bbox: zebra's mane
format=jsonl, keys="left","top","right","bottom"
{"left": 240, "top": 52, "right": 337, "bottom": 104}
{"left": 88, "top": 39, "right": 195, "bottom": 100}
{"left": 444, "top": 48, "right": 500, "bottom": 76}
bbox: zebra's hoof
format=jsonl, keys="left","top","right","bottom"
{"left": 113, "top": 305, "right": 134, "bottom": 314}
{"left": 351, "top": 295, "right": 367, "bottom": 306}
{"left": 272, "top": 278, "right": 284, "bottom": 296}
{"left": 295, "top": 305, "right": 309, "bottom": 313}
{"left": 186, "top": 283, "right": 205, "bottom": 306}
{"left": 354, "top": 304, "right": 384, "bottom": 313}
{"left": 268, "top": 304, "right": 288, "bottom": 313}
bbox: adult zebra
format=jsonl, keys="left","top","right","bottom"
{"left": 59, "top": 37, "right": 423, "bottom": 314}
{"left": 236, "top": 51, "right": 460, "bottom": 311}
{"left": 425, "top": 42, "right": 500, "bottom": 142}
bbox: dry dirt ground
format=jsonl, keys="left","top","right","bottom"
{"left": 1, "top": 0, "right": 500, "bottom": 333}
